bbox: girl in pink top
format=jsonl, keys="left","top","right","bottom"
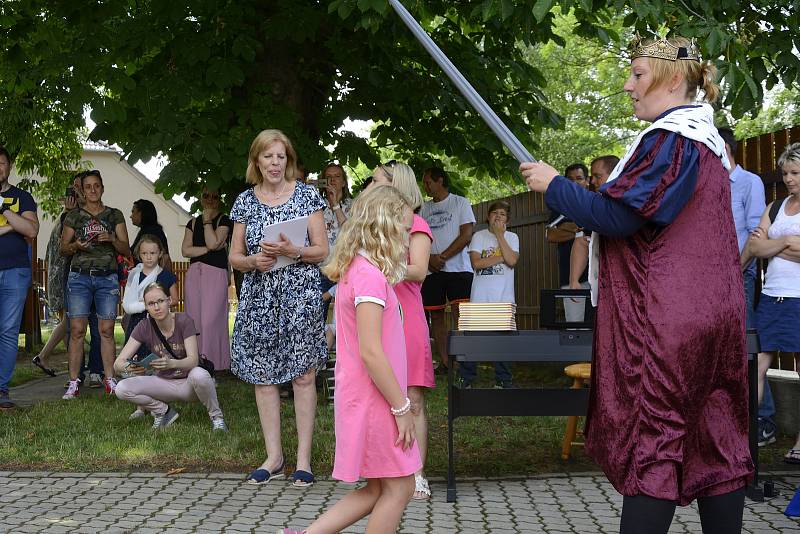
{"left": 370, "top": 161, "right": 435, "bottom": 500}
{"left": 287, "top": 185, "right": 419, "bottom": 534}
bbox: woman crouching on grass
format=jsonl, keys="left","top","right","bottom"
{"left": 280, "top": 185, "right": 419, "bottom": 534}
{"left": 113, "top": 282, "right": 228, "bottom": 432}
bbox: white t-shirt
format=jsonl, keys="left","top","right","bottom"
{"left": 469, "top": 229, "right": 519, "bottom": 303}
{"left": 763, "top": 198, "right": 800, "bottom": 298}
{"left": 421, "top": 193, "right": 476, "bottom": 273}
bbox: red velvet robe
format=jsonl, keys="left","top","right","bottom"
{"left": 585, "top": 136, "right": 754, "bottom": 505}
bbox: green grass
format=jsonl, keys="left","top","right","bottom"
{"left": 7, "top": 322, "right": 788, "bottom": 477}
{"left": 0, "top": 363, "right": 607, "bottom": 476}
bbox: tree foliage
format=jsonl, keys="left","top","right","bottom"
{"left": 524, "top": 9, "right": 640, "bottom": 175}
{"left": 731, "top": 86, "right": 800, "bottom": 140}
{"left": 1, "top": 1, "right": 798, "bottom": 213}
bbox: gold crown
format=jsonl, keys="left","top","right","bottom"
{"left": 630, "top": 33, "right": 700, "bottom": 62}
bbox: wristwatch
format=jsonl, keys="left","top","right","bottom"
{"left": 293, "top": 248, "right": 303, "bottom": 262}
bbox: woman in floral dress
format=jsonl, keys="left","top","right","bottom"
{"left": 229, "top": 129, "right": 328, "bottom": 487}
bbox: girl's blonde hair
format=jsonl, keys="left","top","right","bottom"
{"left": 246, "top": 129, "right": 300, "bottom": 184}
{"left": 134, "top": 234, "right": 165, "bottom": 259}
{"left": 384, "top": 162, "right": 423, "bottom": 212}
{"left": 322, "top": 185, "right": 411, "bottom": 285}
{"left": 638, "top": 37, "right": 720, "bottom": 103}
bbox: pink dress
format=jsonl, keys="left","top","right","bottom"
{"left": 394, "top": 215, "right": 435, "bottom": 388}
{"left": 332, "top": 254, "right": 422, "bottom": 482}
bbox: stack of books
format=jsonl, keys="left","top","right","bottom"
{"left": 457, "top": 303, "right": 517, "bottom": 331}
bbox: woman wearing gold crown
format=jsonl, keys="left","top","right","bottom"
{"left": 522, "top": 35, "right": 753, "bottom": 533}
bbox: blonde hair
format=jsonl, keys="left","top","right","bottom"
{"left": 322, "top": 185, "right": 410, "bottom": 285}
{"left": 246, "top": 129, "right": 300, "bottom": 184}
{"left": 134, "top": 234, "right": 165, "bottom": 259}
{"left": 778, "top": 142, "right": 800, "bottom": 169}
{"left": 640, "top": 37, "right": 720, "bottom": 103}
{"left": 385, "top": 162, "right": 423, "bottom": 212}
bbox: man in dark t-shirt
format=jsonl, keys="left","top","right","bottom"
{"left": 0, "top": 146, "right": 39, "bottom": 409}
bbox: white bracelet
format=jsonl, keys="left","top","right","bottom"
{"left": 390, "top": 397, "right": 411, "bottom": 416}
{"left": 331, "top": 204, "right": 341, "bottom": 210}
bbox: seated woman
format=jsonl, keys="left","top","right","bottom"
{"left": 113, "top": 282, "right": 227, "bottom": 431}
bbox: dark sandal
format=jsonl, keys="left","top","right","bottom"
{"left": 32, "top": 356, "right": 56, "bottom": 377}
{"left": 246, "top": 459, "right": 285, "bottom": 485}
{"left": 291, "top": 470, "right": 315, "bottom": 487}
{"left": 784, "top": 449, "right": 800, "bottom": 465}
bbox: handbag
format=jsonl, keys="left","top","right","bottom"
{"left": 117, "top": 254, "right": 134, "bottom": 287}
{"left": 545, "top": 221, "right": 580, "bottom": 243}
{"left": 149, "top": 315, "right": 215, "bottom": 377}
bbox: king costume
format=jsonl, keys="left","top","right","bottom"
{"left": 545, "top": 103, "right": 753, "bottom": 505}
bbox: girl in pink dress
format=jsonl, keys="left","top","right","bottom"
{"left": 289, "top": 185, "right": 420, "bottom": 534}
{"left": 370, "top": 161, "right": 435, "bottom": 500}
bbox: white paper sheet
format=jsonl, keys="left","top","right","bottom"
{"left": 261, "top": 215, "right": 310, "bottom": 270}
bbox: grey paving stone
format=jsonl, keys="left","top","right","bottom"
{"left": 0, "top": 472, "right": 798, "bottom": 533}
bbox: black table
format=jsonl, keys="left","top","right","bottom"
{"left": 446, "top": 329, "right": 766, "bottom": 503}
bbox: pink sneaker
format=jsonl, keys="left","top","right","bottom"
{"left": 276, "top": 529, "right": 306, "bottom": 534}
{"left": 62, "top": 380, "right": 80, "bottom": 400}
{"left": 104, "top": 377, "right": 118, "bottom": 395}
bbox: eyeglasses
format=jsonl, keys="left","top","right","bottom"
{"left": 380, "top": 160, "right": 397, "bottom": 179}
{"left": 145, "top": 298, "right": 169, "bottom": 309}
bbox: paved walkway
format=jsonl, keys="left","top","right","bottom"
{"left": 10, "top": 372, "right": 106, "bottom": 408}
{"left": 1, "top": 471, "right": 798, "bottom": 533}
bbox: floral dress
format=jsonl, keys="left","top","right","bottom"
{"left": 230, "top": 183, "right": 328, "bottom": 384}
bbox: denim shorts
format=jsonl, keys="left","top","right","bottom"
{"left": 67, "top": 271, "right": 120, "bottom": 320}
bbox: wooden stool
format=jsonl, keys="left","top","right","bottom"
{"left": 561, "top": 363, "right": 591, "bottom": 460}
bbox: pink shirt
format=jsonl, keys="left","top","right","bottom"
{"left": 394, "top": 215, "right": 435, "bottom": 388}
{"left": 332, "top": 254, "right": 422, "bottom": 481}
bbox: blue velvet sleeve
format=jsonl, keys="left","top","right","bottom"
{"left": 601, "top": 130, "right": 700, "bottom": 225}
{"left": 544, "top": 177, "right": 646, "bottom": 237}
{"left": 544, "top": 130, "right": 702, "bottom": 237}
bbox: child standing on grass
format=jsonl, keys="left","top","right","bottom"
{"left": 281, "top": 185, "right": 420, "bottom": 534}
{"left": 122, "top": 234, "right": 178, "bottom": 349}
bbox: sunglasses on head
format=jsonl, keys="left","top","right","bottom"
{"left": 369, "top": 160, "right": 398, "bottom": 182}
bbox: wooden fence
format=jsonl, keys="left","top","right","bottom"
{"left": 735, "top": 126, "right": 800, "bottom": 371}
{"left": 735, "top": 125, "right": 800, "bottom": 205}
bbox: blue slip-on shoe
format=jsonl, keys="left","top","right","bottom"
{"left": 291, "top": 470, "right": 315, "bottom": 488}
{"left": 785, "top": 485, "right": 800, "bottom": 517}
{"left": 246, "top": 459, "right": 286, "bottom": 485}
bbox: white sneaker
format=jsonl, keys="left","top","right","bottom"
{"left": 88, "top": 373, "right": 103, "bottom": 388}
{"left": 129, "top": 408, "right": 147, "bottom": 420}
{"left": 62, "top": 381, "right": 80, "bottom": 400}
{"left": 211, "top": 417, "right": 229, "bottom": 432}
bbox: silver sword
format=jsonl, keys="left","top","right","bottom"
{"left": 388, "top": 0, "right": 537, "bottom": 165}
